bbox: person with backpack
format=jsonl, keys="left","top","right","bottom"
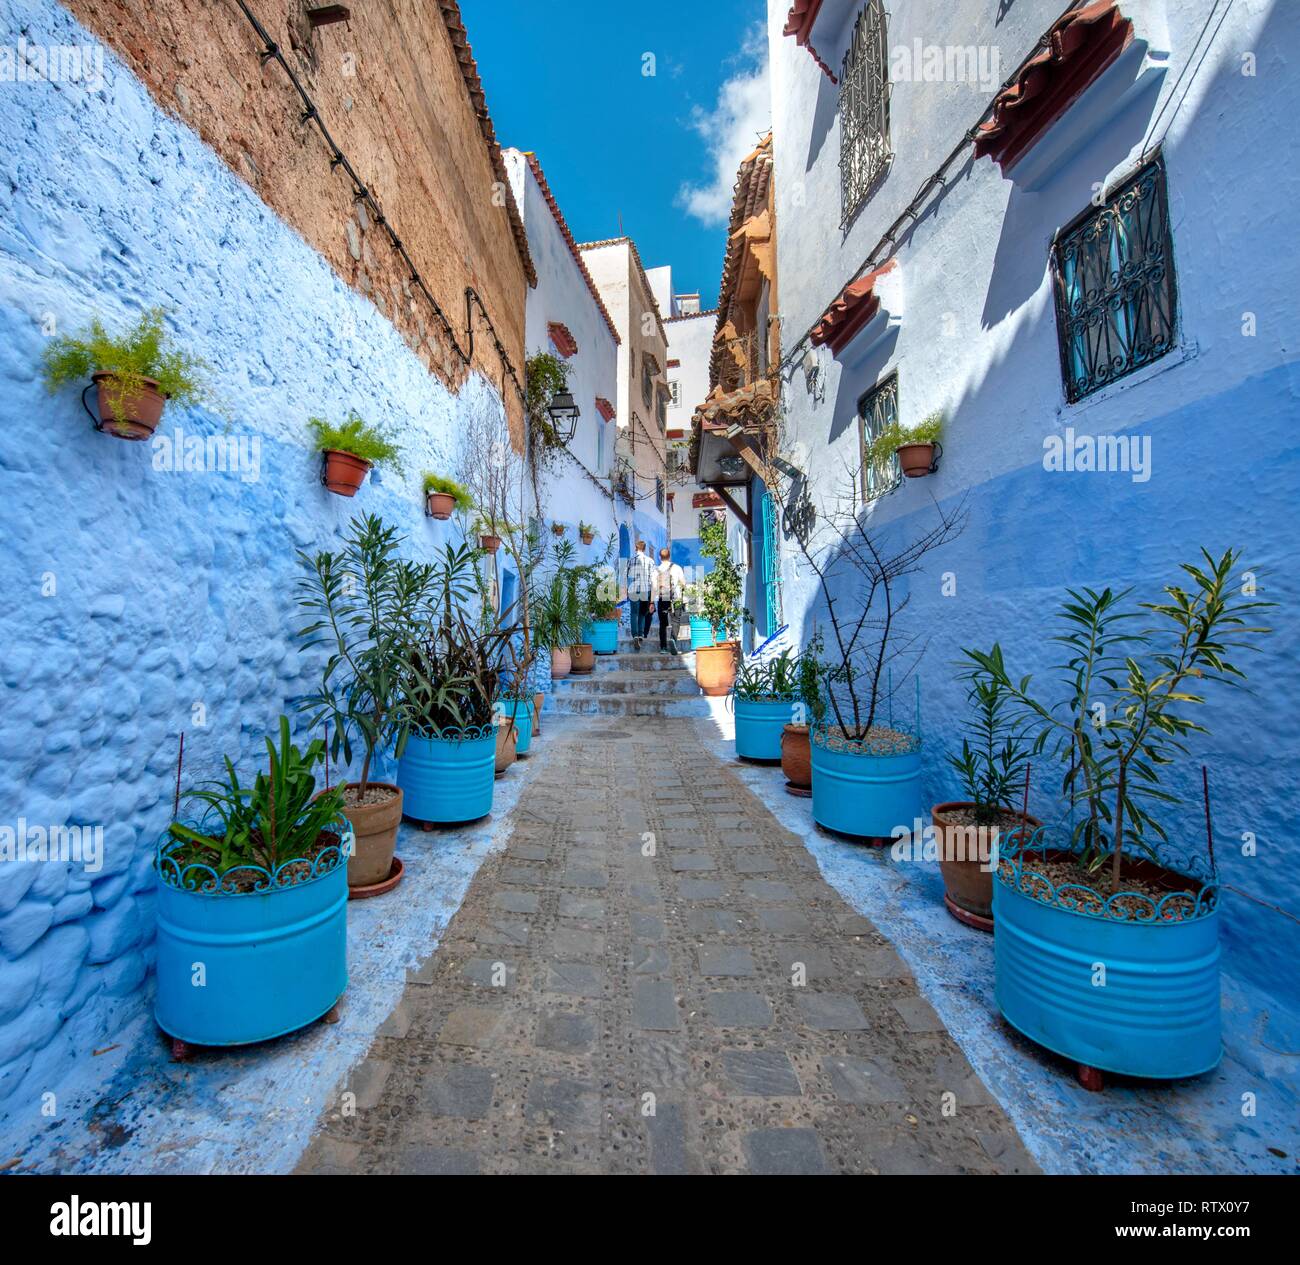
{"left": 653, "top": 547, "right": 687, "bottom": 655}
{"left": 627, "top": 540, "right": 656, "bottom": 652}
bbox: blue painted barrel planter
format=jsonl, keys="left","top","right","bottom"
{"left": 809, "top": 728, "right": 922, "bottom": 840}
{"left": 154, "top": 823, "right": 351, "bottom": 1047}
{"left": 993, "top": 833, "right": 1221, "bottom": 1079}
{"left": 689, "top": 616, "right": 722, "bottom": 649}
{"left": 733, "top": 695, "right": 798, "bottom": 761}
{"left": 397, "top": 727, "right": 496, "bottom": 823}
{"left": 586, "top": 619, "right": 619, "bottom": 655}
{"left": 496, "top": 699, "right": 533, "bottom": 754}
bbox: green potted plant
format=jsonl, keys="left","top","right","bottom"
{"left": 579, "top": 520, "right": 596, "bottom": 546}
{"left": 871, "top": 410, "right": 943, "bottom": 478}
{"left": 423, "top": 471, "right": 471, "bottom": 521}
{"left": 695, "top": 515, "right": 747, "bottom": 693}
{"left": 155, "top": 717, "right": 349, "bottom": 1054}
{"left": 970, "top": 549, "right": 1270, "bottom": 1083}
{"left": 296, "top": 513, "right": 436, "bottom": 894}
{"left": 308, "top": 411, "right": 402, "bottom": 497}
{"left": 42, "top": 306, "right": 207, "bottom": 440}
{"left": 932, "top": 659, "right": 1038, "bottom": 930}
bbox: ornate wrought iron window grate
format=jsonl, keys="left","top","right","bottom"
{"left": 1051, "top": 155, "right": 1178, "bottom": 403}
{"left": 858, "top": 373, "right": 901, "bottom": 503}
{"left": 839, "top": 1, "right": 892, "bottom": 226}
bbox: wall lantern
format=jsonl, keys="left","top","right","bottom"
{"left": 718, "top": 454, "right": 745, "bottom": 478}
{"left": 547, "top": 390, "right": 580, "bottom": 445}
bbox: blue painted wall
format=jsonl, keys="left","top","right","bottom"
{"left": 0, "top": 1, "right": 507, "bottom": 1118}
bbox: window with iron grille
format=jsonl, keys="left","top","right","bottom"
{"left": 1051, "top": 155, "right": 1178, "bottom": 403}
{"left": 656, "top": 388, "right": 667, "bottom": 431}
{"left": 668, "top": 379, "right": 681, "bottom": 407}
{"left": 642, "top": 355, "right": 655, "bottom": 408}
{"left": 839, "top": 1, "right": 891, "bottom": 226}
{"left": 655, "top": 476, "right": 665, "bottom": 512}
{"left": 857, "top": 373, "right": 901, "bottom": 502}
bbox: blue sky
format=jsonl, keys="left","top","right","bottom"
{"left": 460, "top": 0, "right": 770, "bottom": 310}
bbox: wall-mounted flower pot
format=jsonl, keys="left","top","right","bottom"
{"left": 994, "top": 836, "right": 1221, "bottom": 1080}
{"left": 734, "top": 696, "right": 797, "bottom": 762}
{"left": 688, "top": 616, "right": 723, "bottom": 649}
{"left": 551, "top": 646, "right": 572, "bottom": 679}
{"left": 495, "top": 721, "right": 518, "bottom": 777}
{"left": 810, "top": 729, "right": 922, "bottom": 841}
{"left": 339, "top": 782, "right": 403, "bottom": 887}
{"left": 580, "top": 530, "right": 594, "bottom": 545}
{"left": 426, "top": 491, "right": 455, "bottom": 520}
{"left": 781, "top": 723, "right": 812, "bottom": 796}
{"left": 585, "top": 619, "right": 619, "bottom": 655}
{"left": 90, "top": 371, "right": 166, "bottom": 440}
{"left": 551, "top": 523, "right": 566, "bottom": 536}
{"left": 931, "top": 801, "right": 1041, "bottom": 930}
{"left": 397, "top": 729, "right": 495, "bottom": 823}
{"left": 533, "top": 692, "right": 544, "bottom": 736}
{"left": 479, "top": 534, "right": 501, "bottom": 553}
{"left": 154, "top": 825, "right": 350, "bottom": 1047}
{"left": 569, "top": 642, "right": 595, "bottom": 674}
{"left": 896, "top": 441, "right": 938, "bottom": 478}
{"left": 322, "top": 449, "right": 373, "bottom": 497}
{"left": 695, "top": 641, "right": 739, "bottom": 696}
{"left": 496, "top": 699, "right": 532, "bottom": 754}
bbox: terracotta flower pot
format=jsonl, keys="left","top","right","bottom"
{"left": 569, "top": 643, "right": 595, "bottom": 674}
{"left": 580, "top": 530, "right": 594, "bottom": 545}
{"left": 932, "top": 801, "right": 1041, "bottom": 930}
{"left": 494, "top": 722, "right": 518, "bottom": 777}
{"left": 340, "top": 781, "right": 403, "bottom": 888}
{"left": 479, "top": 534, "right": 501, "bottom": 553}
{"left": 896, "top": 442, "right": 936, "bottom": 478}
{"left": 92, "top": 372, "right": 166, "bottom": 440}
{"left": 695, "top": 640, "right": 739, "bottom": 696}
{"left": 781, "top": 723, "right": 812, "bottom": 796}
{"left": 322, "top": 449, "right": 373, "bottom": 497}
{"left": 551, "top": 646, "right": 572, "bottom": 679}
{"left": 533, "top": 692, "right": 544, "bottom": 736}
{"left": 551, "top": 523, "right": 566, "bottom": 536}
{"left": 426, "top": 491, "right": 455, "bottom": 520}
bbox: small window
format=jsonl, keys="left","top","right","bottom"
{"left": 1051, "top": 155, "right": 1178, "bottom": 403}
{"left": 668, "top": 379, "right": 681, "bottom": 407}
{"left": 857, "top": 373, "right": 901, "bottom": 502}
{"left": 596, "top": 417, "right": 608, "bottom": 474}
{"left": 656, "top": 389, "right": 668, "bottom": 431}
{"left": 642, "top": 356, "right": 655, "bottom": 408}
{"left": 839, "top": 1, "right": 891, "bottom": 225}
{"left": 655, "top": 476, "right": 665, "bottom": 512}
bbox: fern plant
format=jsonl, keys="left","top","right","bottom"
{"left": 42, "top": 307, "right": 207, "bottom": 418}
{"left": 869, "top": 411, "right": 944, "bottom": 466}
{"left": 422, "top": 471, "right": 471, "bottom": 509}
{"left": 308, "top": 411, "right": 403, "bottom": 473}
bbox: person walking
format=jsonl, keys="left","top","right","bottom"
{"left": 627, "top": 540, "right": 656, "bottom": 652}
{"left": 653, "top": 547, "right": 687, "bottom": 655}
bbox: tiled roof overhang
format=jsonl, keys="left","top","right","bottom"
{"left": 524, "top": 153, "right": 620, "bottom": 344}
{"left": 783, "top": 1, "right": 836, "bottom": 82}
{"left": 810, "top": 260, "right": 895, "bottom": 355}
{"left": 693, "top": 492, "right": 725, "bottom": 509}
{"left": 548, "top": 321, "right": 579, "bottom": 358}
{"left": 974, "top": 2, "right": 1134, "bottom": 171}
{"left": 437, "top": 2, "right": 537, "bottom": 287}
{"left": 594, "top": 397, "right": 616, "bottom": 423}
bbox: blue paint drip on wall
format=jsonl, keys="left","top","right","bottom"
{"left": 0, "top": 0, "right": 508, "bottom": 1122}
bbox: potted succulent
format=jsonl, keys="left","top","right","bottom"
{"left": 399, "top": 541, "right": 519, "bottom": 824}
{"left": 870, "top": 411, "right": 943, "bottom": 479}
{"left": 972, "top": 549, "right": 1269, "bottom": 1083}
{"left": 309, "top": 411, "right": 402, "bottom": 497}
{"left": 551, "top": 521, "right": 567, "bottom": 537}
{"left": 423, "top": 471, "right": 470, "bottom": 521}
{"left": 42, "top": 306, "right": 207, "bottom": 440}
{"left": 781, "top": 634, "right": 824, "bottom": 797}
{"left": 732, "top": 649, "right": 802, "bottom": 762}
{"left": 933, "top": 658, "right": 1039, "bottom": 930}
{"left": 694, "top": 516, "right": 746, "bottom": 695}
{"left": 155, "top": 717, "right": 350, "bottom": 1053}
{"left": 296, "top": 514, "right": 435, "bottom": 893}
{"left": 579, "top": 521, "right": 596, "bottom": 546}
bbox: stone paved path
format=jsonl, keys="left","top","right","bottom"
{"left": 298, "top": 716, "right": 1037, "bottom": 1174}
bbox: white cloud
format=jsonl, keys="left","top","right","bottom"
{"left": 677, "top": 22, "right": 771, "bottom": 227}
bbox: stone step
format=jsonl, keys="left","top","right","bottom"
{"left": 593, "top": 650, "right": 688, "bottom": 672}
{"left": 553, "top": 670, "right": 702, "bottom": 697}
{"left": 548, "top": 692, "right": 712, "bottom": 718}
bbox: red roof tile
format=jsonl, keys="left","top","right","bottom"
{"left": 436, "top": 2, "right": 536, "bottom": 287}
{"left": 548, "top": 321, "right": 579, "bottom": 358}
{"left": 692, "top": 491, "right": 725, "bottom": 509}
{"left": 783, "top": 0, "right": 836, "bottom": 82}
{"left": 523, "top": 152, "right": 620, "bottom": 344}
{"left": 594, "top": 397, "right": 616, "bottom": 423}
{"left": 810, "top": 260, "right": 895, "bottom": 354}
{"left": 974, "top": 2, "right": 1133, "bottom": 171}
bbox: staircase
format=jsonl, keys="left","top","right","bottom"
{"left": 548, "top": 636, "right": 710, "bottom": 717}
